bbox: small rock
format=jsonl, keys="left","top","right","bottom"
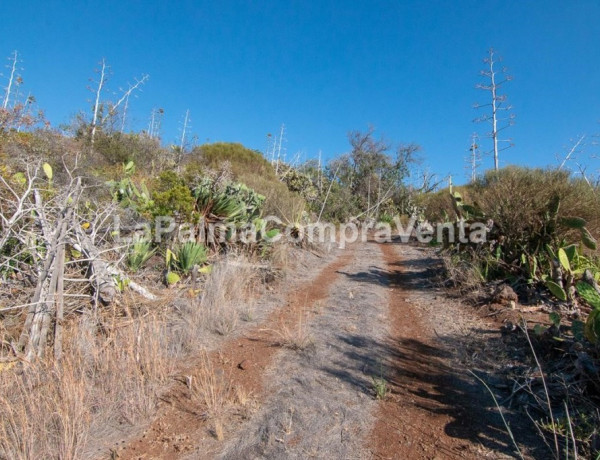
{"left": 493, "top": 283, "right": 518, "bottom": 305}
{"left": 238, "top": 359, "right": 250, "bottom": 370}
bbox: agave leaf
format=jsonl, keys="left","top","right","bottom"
{"left": 176, "top": 242, "right": 207, "bottom": 273}
{"left": 166, "top": 248, "right": 177, "bottom": 268}
{"left": 546, "top": 280, "right": 567, "bottom": 301}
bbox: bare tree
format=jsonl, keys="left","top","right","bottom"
{"left": 465, "top": 133, "right": 481, "bottom": 182}
{"left": 557, "top": 134, "right": 586, "bottom": 170}
{"left": 275, "top": 123, "right": 286, "bottom": 174}
{"left": 2, "top": 51, "right": 20, "bottom": 109}
{"left": 115, "top": 74, "right": 149, "bottom": 132}
{"left": 474, "top": 48, "right": 515, "bottom": 170}
{"left": 174, "top": 109, "right": 191, "bottom": 170}
{"left": 179, "top": 109, "right": 190, "bottom": 151}
{"left": 89, "top": 58, "right": 108, "bottom": 144}
{"left": 88, "top": 59, "right": 148, "bottom": 141}
{"left": 148, "top": 107, "right": 164, "bottom": 139}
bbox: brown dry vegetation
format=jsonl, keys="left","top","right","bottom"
{"left": 0, "top": 251, "right": 267, "bottom": 459}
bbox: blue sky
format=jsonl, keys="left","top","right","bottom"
{"left": 1, "top": 1, "right": 599, "bottom": 183}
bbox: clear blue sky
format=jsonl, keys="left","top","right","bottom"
{"left": 1, "top": 1, "right": 599, "bottom": 183}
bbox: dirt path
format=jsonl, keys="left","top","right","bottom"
{"left": 216, "top": 240, "right": 391, "bottom": 459}
{"left": 371, "top": 242, "right": 525, "bottom": 459}
{"left": 119, "top": 247, "right": 356, "bottom": 460}
{"left": 116, "top": 240, "right": 541, "bottom": 459}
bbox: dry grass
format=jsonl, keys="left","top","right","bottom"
{"left": 0, "top": 305, "right": 179, "bottom": 459}
{"left": 0, "top": 357, "right": 89, "bottom": 460}
{"left": 199, "top": 254, "right": 259, "bottom": 336}
{"left": 188, "top": 350, "right": 233, "bottom": 440}
{"left": 0, "top": 253, "right": 264, "bottom": 458}
{"left": 271, "top": 307, "right": 314, "bottom": 351}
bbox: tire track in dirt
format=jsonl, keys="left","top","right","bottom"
{"left": 371, "top": 241, "right": 523, "bottom": 459}
{"left": 216, "top": 241, "right": 391, "bottom": 459}
{"left": 119, "top": 247, "right": 356, "bottom": 460}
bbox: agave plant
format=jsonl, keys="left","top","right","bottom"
{"left": 171, "top": 241, "right": 208, "bottom": 273}
{"left": 191, "top": 177, "right": 266, "bottom": 246}
{"left": 125, "top": 239, "right": 156, "bottom": 272}
{"left": 193, "top": 177, "right": 264, "bottom": 223}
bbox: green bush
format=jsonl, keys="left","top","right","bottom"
{"left": 188, "top": 142, "right": 276, "bottom": 179}
{"left": 150, "top": 171, "right": 195, "bottom": 220}
{"left": 97, "top": 132, "right": 160, "bottom": 162}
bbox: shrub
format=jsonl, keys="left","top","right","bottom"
{"left": 92, "top": 132, "right": 171, "bottom": 171}
{"left": 150, "top": 171, "right": 195, "bottom": 220}
{"left": 425, "top": 166, "right": 600, "bottom": 296}
{"left": 474, "top": 167, "right": 600, "bottom": 252}
{"left": 188, "top": 142, "right": 276, "bottom": 179}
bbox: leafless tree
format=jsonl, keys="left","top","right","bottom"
{"left": 148, "top": 107, "right": 164, "bottom": 139}
{"left": 2, "top": 51, "right": 20, "bottom": 109}
{"left": 474, "top": 48, "right": 515, "bottom": 170}
{"left": 116, "top": 74, "right": 149, "bottom": 132}
{"left": 89, "top": 59, "right": 108, "bottom": 144}
{"left": 88, "top": 59, "right": 149, "bottom": 142}
{"left": 465, "top": 133, "right": 481, "bottom": 182}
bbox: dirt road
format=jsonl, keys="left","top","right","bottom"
{"left": 118, "top": 240, "right": 541, "bottom": 459}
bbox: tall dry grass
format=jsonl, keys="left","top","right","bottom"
{"left": 187, "top": 254, "right": 259, "bottom": 339}
{"left": 0, "top": 253, "right": 261, "bottom": 459}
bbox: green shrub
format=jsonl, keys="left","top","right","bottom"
{"left": 188, "top": 142, "right": 276, "bottom": 179}
{"left": 473, "top": 167, "right": 600, "bottom": 259}
{"left": 150, "top": 171, "right": 195, "bottom": 220}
